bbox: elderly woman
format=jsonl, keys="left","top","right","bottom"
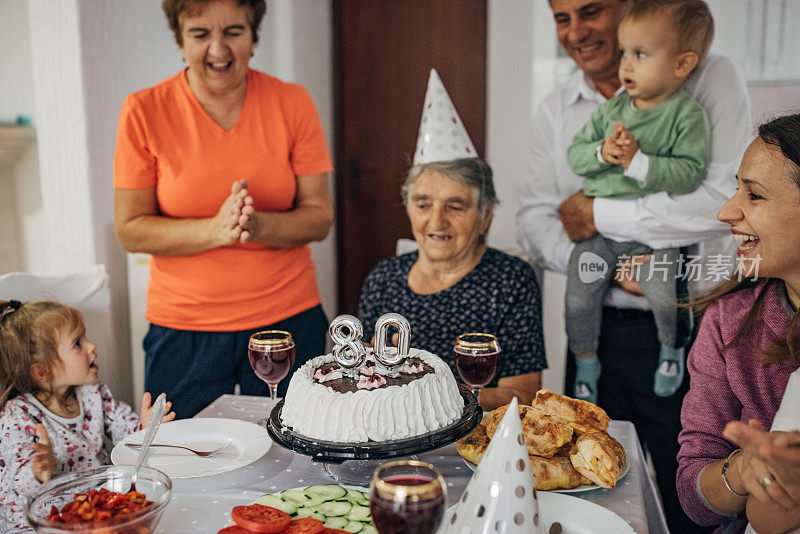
{"left": 677, "top": 114, "right": 800, "bottom": 533}
{"left": 114, "top": 0, "right": 333, "bottom": 418}
{"left": 358, "top": 158, "right": 546, "bottom": 410}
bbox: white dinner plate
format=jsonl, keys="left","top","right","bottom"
{"left": 111, "top": 418, "right": 270, "bottom": 478}
{"left": 463, "top": 447, "right": 630, "bottom": 493}
{"left": 439, "top": 491, "right": 635, "bottom": 533}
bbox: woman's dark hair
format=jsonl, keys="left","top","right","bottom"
{"left": 759, "top": 114, "right": 800, "bottom": 188}
{"left": 162, "top": 0, "right": 267, "bottom": 47}
{"left": 690, "top": 113, "right": 800, "bottom": 366}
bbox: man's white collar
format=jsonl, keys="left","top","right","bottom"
{"left": 565, "top": 68, "right": 625, "bottom": 105}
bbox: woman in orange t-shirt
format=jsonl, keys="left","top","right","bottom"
{"left": 114, "top": 0, "right": 333, "bottom": 418}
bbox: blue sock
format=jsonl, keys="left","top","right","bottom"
{"left": 653, "top": 344, "right": 684, "bottom": 397}
{"left": 574, "top": 354, "right": 601, "bottom": 404}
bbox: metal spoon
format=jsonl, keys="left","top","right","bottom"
{"left": 128, "top": 393, "right": 167, "bottom": 493}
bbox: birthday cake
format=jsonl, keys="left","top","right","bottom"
{"left": 281, "top": 348, "right": 465, "bottom": 443}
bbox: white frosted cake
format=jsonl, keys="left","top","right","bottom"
{"left": 281, "top": 348, "right": 465, "bottom": 442}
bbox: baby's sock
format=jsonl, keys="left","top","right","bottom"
{"left": 574, "top": 353, "right": 601, "bottom": 404}
{"left": 653, "top": 344, "right": 685, "bottom": 397}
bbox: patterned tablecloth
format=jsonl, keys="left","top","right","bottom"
{"left": 151, "top": 394, "right": 669, "bottom": 533}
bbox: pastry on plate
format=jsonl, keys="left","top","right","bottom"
{"left": 568, "top": 431, "right": 626, "bottom": 488}
{"left": 529, "top": 448, "right": 590, "bottom": 490}
{"left": 485, "top": 404, "right": 573, "bottom": 458}
{"left": 532, "top": 389, "right": 610, "bottom": 434}
{"left": 456, "top": 423, "right": 490, "bottom": 465}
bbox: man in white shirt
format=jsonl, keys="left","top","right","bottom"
{"left": 516, "top": 1, "right": 750, "bottom": 532}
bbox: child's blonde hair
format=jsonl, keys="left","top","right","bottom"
{"left": 0, "top": 300, "right": 82, "bottom": 409}
{"left": 626, "top": 0, "right": 714, "bottom": 64}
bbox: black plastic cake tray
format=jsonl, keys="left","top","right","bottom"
{"left": 266, "top": 383, "right": 482, "bottom": 464}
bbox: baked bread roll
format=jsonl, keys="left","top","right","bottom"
{"left": 568, "top": 431, "right": 626, "bottom": 488}
{"left": 456, "top": 423, "right": 490, "bottom": 465}
{"left": 485, "top": 404, "right": 573, "bottom": 458}
{"left": 532, "top": 389, "right": 610, "bottom": 434}
{"left": 530, "top": 449, "right": 590, "bottom": 490}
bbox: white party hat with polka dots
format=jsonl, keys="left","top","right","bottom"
{"left": 413, "top": 69, "right": 478, "bottom": 165}
{"left": 443, "top": 397, "right": 543, "bottom": 534}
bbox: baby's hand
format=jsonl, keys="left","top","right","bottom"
{"left": 601, "top": 127, "right": 624, "bottom": 164}
{"left": 31, "top": 424, "right": 57, "bottom": 483}
{"left": 139, "top": 392, "right": 176, "bottom": 429}
{"left": 614, "top": 125, "right": 639, "bottom": 170}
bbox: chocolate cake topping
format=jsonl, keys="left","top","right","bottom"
{"left": 314, "top": 357, "right": 433, "bottom": 393}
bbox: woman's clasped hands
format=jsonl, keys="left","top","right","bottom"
{"left": 209, "top": 179, "right": 259, "bottom": 245}
{"left": 724, "top": 419, "right": 800, "bottom": 510}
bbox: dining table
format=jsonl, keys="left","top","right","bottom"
{"left": 147, "top": 394, "right": 669, "bottom": 534}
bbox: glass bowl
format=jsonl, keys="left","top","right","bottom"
{"left": 25, "top": 465, "right": 171, "bottom": 533}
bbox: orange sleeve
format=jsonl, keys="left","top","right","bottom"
{"left": 114, "top": 95, "right": 158, "bottom": 189}
{"left": 284, "top": 84, "right": 333, "bottom": 177}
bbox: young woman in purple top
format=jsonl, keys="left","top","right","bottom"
{"left": 677, "top": 114, "right": 800, "bottom": 533}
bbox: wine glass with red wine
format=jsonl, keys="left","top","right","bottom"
{"left": 453, "top": 333, "right": 501, "bottom": 401}
{"left": 370, "top": 460, "right": 446, "bottom": 534}
{"left": 248, "top": 330, "right": 295, "bottom": 424}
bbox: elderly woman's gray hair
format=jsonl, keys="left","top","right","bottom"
{"left": 401, "top": 158, "right": 499, "bottom": 215}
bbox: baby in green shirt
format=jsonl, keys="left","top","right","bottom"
{"left": 565, "top": 0, "right": 714, "bottom": 402}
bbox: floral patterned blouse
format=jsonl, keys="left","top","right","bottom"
{"left": 0, "top": 384, "right": 140, "bottom": 532}
{"left": 358, "top": 248, "right": 547, "bottom": 384}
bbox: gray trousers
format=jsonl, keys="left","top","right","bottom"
{"left": 565, "top": 234, "right": 688, "bottom": 356}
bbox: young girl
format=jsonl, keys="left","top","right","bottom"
{"left": 0, "top": 300, "right": 175, "bottom": 531}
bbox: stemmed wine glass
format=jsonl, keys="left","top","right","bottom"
{"left": 369, "top": 460, "right": 446, "bottom": 534}
{"left": 453, "top": 333, "right": 501, "bottom": 401}
{"left": 248, "top": 330, "right": 295, "bottom": 425}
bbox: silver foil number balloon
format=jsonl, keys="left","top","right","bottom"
{"left": 374, "top": 313, "right": 411, "bottom": 367}
{"left": 329, "top": 314, "right": 367, "bottom": 368}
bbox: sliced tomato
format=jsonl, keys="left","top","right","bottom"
{"left": 231, "top": 504, "right": 291, "bottom": 533}
{"left": 218, "top": 527, "right": 254, "bottom": 534}
{"left": 284, "top": 516, "right": 324, "bottom": 534}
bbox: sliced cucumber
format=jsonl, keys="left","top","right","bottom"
{"left": 347, "top": 504, "right": 371, "bottom": 522}
{"left": 317, "top": 500, "right": 352, "bottom": 517}
{"left": 256, "top": 494, "right": 297, "bottom": 515}
{"left": 263, "top": 485, "right": 374, "bottom": 529}
{"left": 343, "top": 521, "right": 364, "bottom": 533}
{"left": 304, "top": 484, "right": 347, "bottom": 502}
{"left": 345, "top": 489, "right": 365, "bottom": 503}
{"left": 281, "top": 490, "right": 312, "bottom": 507}
{"left": 294, "top": 506, "right": 324, "bottom": 521}
{"left": 323, "top": 516, "right": 350, "bottom": 529}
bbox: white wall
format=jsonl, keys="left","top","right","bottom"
{"left": 0, "top": 0, "right": 36, "bottom": 121}
{"left": 0, "top": 0, "right": 42, "bottom": 276}
{"left": 487, "top": 0, "right": 574, "bottom": 393}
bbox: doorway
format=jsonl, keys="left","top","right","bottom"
{"left": 333, "top": 0, "right": 487, "bottom": 314}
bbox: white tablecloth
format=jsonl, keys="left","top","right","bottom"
{"left": 152, "top": 395, "right": 669, "bottom": 533}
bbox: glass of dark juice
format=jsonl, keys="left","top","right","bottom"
{"left": 453, "top": 333, "right": 501, "bottom": 401}
{"left": 248, "top": 330, "right": 295, "bottom": 424}
{"left": 370, "top": 460, "right": 446, "bottom": 534}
